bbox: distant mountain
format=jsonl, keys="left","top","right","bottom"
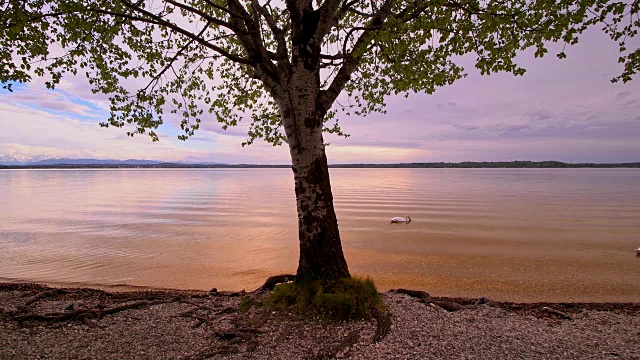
{"left": 0, "top": 157, "right": 26, "bottom": 166}
{"left": 0, "top": 156, "right": 230, "bottom": 166}
{"left": 28, "top": 158, "right": 163, "bottom": 165}
{"left": 0, "top": 155, "right": 46, "bottom": 166}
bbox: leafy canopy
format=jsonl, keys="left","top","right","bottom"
{"left": 1, "top": 0, "right": 637, "bottom": 143}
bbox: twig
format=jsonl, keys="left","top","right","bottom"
{"left": 542, "top": 306, "right": 573, "bottom": 320}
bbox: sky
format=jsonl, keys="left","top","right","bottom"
{"left": 1, "top": 28, "right": 639, "bottom": 165}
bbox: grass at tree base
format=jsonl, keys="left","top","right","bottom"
{"left": 268, "top": 276, "right": 386, "bottom": 321}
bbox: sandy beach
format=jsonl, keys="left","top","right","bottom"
{"left": 1, "top": 282, "right": 639, "bottom": 359}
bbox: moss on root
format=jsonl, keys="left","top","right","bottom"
{"left": 268, "top": 276, "right": 386, "bottom": 321}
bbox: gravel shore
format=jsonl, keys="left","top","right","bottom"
{"left": 1, "top": 282, "right": 639, "bottom": 359}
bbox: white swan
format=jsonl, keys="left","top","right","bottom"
{"left": 390, "top": 216, "right": 411, "bottom": 224}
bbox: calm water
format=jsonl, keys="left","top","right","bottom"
{"left": 1, "top": 168, "right": 639, "bottom": 302}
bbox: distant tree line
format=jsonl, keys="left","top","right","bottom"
{"left": 1, "top": 161, "right": 639, "bottom": 169}
{"left": 330, "top": 161, "right": 640, "bottom": 168}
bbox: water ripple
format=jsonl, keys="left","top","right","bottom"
{"left": 1, "top": 168, "right": 639, "bottom": 301}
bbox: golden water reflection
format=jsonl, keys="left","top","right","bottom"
{"left": 1, "top": 168, "right": 639, "bottom": 302}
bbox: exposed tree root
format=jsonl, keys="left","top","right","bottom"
{"left": 474, "top": 297, "right": 494, "bottom": 305}
{"left": 178, "top": 299, "right": 265, "bottom": 357}
{"left": 431, "top": 300, "right": 478, "bottom": 312}
{"left": 391, "top": 288, "right": 481, "bottom": 312}
{"left": 313, "top": 330, "right": 360, "bottom": 359}
{"left": 391, "top": 288, "right": 579, "bottom": 320}
{"left": 14, "top": 299, "right": 171, "bottom": 326}
{"left": 371, "top": 305, "right": 391, "bottom": 343}
{"left": 253, "top": 274, "right": 296, "bottom": 292}
{"left": 542, "top": 306, "right": 573, "bottom": 320}
{"left": 209, "top": 325, "right": 262, "bottom": 357}
{"left": 177, "top": 299, "right": 238, "bottom": 329}
{"left": 237, "top": 306, "right": 271, "bottom": 329}
{"left": 22, "top": 289, "right": 71, "bottom": 308}
{"left": 390, "top": 288, "right": 431, "bottom": 301}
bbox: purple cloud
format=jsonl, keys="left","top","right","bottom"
{"left": 1, "top": 26, "right": 639, "bottom": 164}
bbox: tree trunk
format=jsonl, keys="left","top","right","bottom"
{"left": 289, "top": 129, "right": 350, "bottom": 282}
{"left": 274, "top": 72, "right": 350, "bottom": 282}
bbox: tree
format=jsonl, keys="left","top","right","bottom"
{"left": 1, "top": 0, "right": 638, "bottom": 282}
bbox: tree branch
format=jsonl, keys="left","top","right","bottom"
{"left": 117, "top": 0, "right": 254, "bottom": 65}
{"left": 442, "top": 0, "right": 538, "bottom": 32}
{"left": 201, "top": 0, "right": 252, "bottom": 21}
{"left": 284, "top": 0, "right": 306, "bottom": 24}
{"left": 393, "top": 0, "right": 432, "bottom": 23}
{"left": 141, "top": 21, "right": 212, "bottom": 94}
{"left": 326, "top": 0, "right": 363, "bottom": 31}
{"left": 320, "top": 53, "right": 345, "bottom": 60}
{"left": 318, "top": 0, "right": 395, "bottom": 113}
{"left": 164, "top": 0, "right": 235, "bottom": 31}
{"left": 225, "top": 0, "right": 283, "bottom": 85}
{"left": 249, "top": 0, "right": 290, "bottom": 65}
{"left": 315, "top": 0, "right": 343, "bottom": 42}
{"left": 347, "top": 7, "right": 374, "bottom": 17}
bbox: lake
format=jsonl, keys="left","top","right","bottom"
{"left": 1, "top": 168, "right": 639, "bottom": 302}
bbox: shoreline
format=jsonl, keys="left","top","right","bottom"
{"left": 0, "top": 277, "right": 210, "bottom": 294}
{"left": 3, "top": 278, "right": 640, "bottom": 304}
{"left": 3, "top": 280, "right": 640, "bottom": 313}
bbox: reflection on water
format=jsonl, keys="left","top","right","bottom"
{"left": 1, "top": 168, "right": 639, "bottom": 302}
